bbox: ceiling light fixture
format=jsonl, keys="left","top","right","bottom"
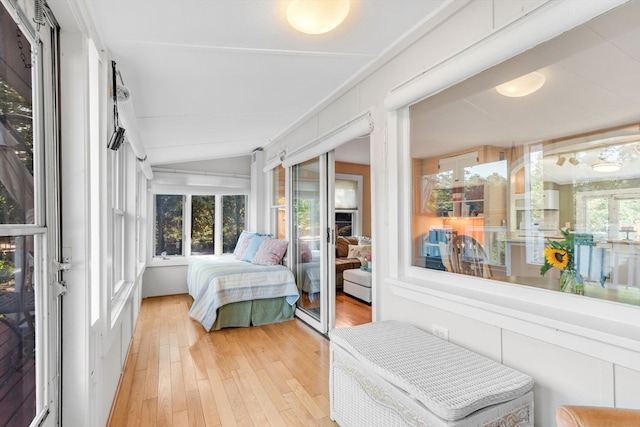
{"left": 556, "top": 155, "right": 566, "bottom": 166}
{"left": 287, "top": 0, "right": 350, "bottom": 35}
{"left": 592, "top": 161, "right": 622, "bottom": 173}
{"left": 568, "top": 155, "right": 580, "bottom": 166}
{"left": 496, "top": 71, "right": 546, "bottom": 97}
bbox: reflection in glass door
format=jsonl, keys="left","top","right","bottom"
{"left": 290, "top": 155, "right": 335, "bottom": 332}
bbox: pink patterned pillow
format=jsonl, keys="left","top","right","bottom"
{"left": 252, "top": 238, "right": 288, "bottom": 266}
{"left": 299, "top": 242, "right": 312, "bottom": 263}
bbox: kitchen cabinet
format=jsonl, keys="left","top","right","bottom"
{"left": 514, "top": 190, "right": 559, "bottom": 211}
{"left": 428, "top": 152, "right": 507, "bottom": 220}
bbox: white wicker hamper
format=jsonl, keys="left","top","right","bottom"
{"left": 329, "top": 321, "right": 534, "bottom": 426}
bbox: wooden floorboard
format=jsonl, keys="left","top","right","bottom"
{"left": 108, "top": 293, "right": 370, "bottom": 426}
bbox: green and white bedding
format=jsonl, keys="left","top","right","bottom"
{"left": 187, "top": 254, "right": 299, "bottom": 331}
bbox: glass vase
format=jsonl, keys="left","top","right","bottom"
{"left": 560, "top": 269, "right": 584, "bottom": 295}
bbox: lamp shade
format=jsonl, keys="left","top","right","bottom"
{"left": 496, "top": 72, "right": 545, "bottom": 97}
{"left": 592, "top": 162, "right": 622, "bottom": 172}
{"left": 287, "top": 0, "right": 350, "bottom": 35}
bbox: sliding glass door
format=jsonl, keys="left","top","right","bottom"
{"left": 290, "top": 154, "right": 335, "bottom": 333}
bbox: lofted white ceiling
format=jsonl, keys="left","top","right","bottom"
{"left": 81, "top": 0, "right": 443, "bottom": 165}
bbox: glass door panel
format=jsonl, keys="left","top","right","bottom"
{"left": 292, "top": 157, "right": 323, "bottom": 327}
{"left": 0, "top": 6, "right": 58, "bottom": 424}
{"left": 290, "top": 155, "right": 334, "bottom": 333}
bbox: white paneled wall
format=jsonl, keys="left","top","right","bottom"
{"left": 142, "top": 265, "right": 189, "bottom": 298}
{"left": 615, "top": 365, "right": 640, "bottom": 408}
{"left": 503, "top": 331, "right": 617, "bottom": 425}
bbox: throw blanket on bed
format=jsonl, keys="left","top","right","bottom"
{"left": 187, "top": 254, "right": 299, "bottom": 331}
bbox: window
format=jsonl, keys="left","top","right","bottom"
{"left": 111, "top": 146, "right": 126, "bottom": 294}
{"left": 191, "top": 195, "right": 215, "bottom": 254}
{"left": 335, "top": 174, "right": 362, "bottom": 236}
{"left": 407, "top": 5, "right": 639, "bottom": 305}
{"left": 155, "top": 195, "right": 184, "bottom": 256}
{"left": 222, "top": 195, "right": 246, "bottom": 253}
{"left": 577, "top": 191, "right": 640, "bottom": 241}
{"left": 271, "top": 165, "right": 286, "bottom": 239}
{"left": 154, "top": 193, "right": 246, "bottom": 257}
{"left": 411, "top": 126, "right": 639, "bottom": 305}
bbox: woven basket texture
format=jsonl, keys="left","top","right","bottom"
{"left": 329, "top": 320, "right": 534, "bottom": 421}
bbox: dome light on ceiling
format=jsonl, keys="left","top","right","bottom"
{"left": 496, "top": 72, "right": 546, "bottom": 97}
{"left": 592, "top": 161, "right": 622, "bottom": 173}
{"left": 287, "top": 0, "right": 350, "bottom": 35}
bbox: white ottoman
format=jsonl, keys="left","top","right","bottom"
{"left": 329, "top": 321, "right": 534, "bottom": 426}
{"left": 343, "top": 269, "right": 372, "bottom": 303}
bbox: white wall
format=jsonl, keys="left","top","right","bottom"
{"left": 263, "top": 1, "right": 640, "bottom": 425}
{"left": 160, "top": 155, "right": 251, "bottom": 175}
{"left": 55, "top": 4, "right": 144, "bottom": 426}
{"left": 143, "top": 265, "right": 189, "bottom": 298}
{"left": 59, "top": 30, "right": 91, "bottom": 427}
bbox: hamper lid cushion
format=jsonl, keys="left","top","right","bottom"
{"left": 329, "top": 320, "right": 534, "bottom": 421}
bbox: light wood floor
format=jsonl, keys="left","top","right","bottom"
{"left": 107, "top": 293, "right": 371, "bottom": 426}
{"left": 335, "top": 291, "right": 371, "bottom": 328}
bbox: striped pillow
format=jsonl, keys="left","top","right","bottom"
{"left": 234, "top": 231, "right": 256, "bottom": 258}
{"left": 252, "top": 238, "right": 288, "bottom": 266}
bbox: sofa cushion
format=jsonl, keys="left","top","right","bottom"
{"left": 335, "top": 257, "right": 360, "bottom": 272}
{"left": 336, "top": 236, "right": 358, "bottom": 258}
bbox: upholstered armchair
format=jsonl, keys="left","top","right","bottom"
{"left": 556, "top": 405, "right": 640, "bottom": 426}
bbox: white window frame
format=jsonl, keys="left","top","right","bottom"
{"left": 335, "top": 173, "right": 363, "bottom": 236}
{"left": 149, "top": 192, "right": 249, "bottom": 266}
{"left": 269, "top": 165, "right": 287, "bottom": 239}
{"left": 576, "top": 189, "right": 640, "bottom": 240}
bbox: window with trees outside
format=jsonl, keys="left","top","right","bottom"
{"left": 154, "top": 193, "right": 246, "bottom": 257}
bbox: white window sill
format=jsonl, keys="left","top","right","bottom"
{"left": 388, "top": 268, "right": 640, "bottom": 370}
{"left": 146, "top": 256, "right": 190, "bottom": 267}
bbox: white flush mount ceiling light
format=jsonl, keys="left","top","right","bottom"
{"left": 287, "top": 0, "right": 350, "bottom": 35}
{"left": 592, "top": 162, "right": 622, "bottom": 172}
{"left": 592, "top": 146, "right": 623, "bottom": 172}
{"left": 496, "top": 71, "right": 546, "bottom": 97}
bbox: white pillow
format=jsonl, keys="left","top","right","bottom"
{"left": 357, "top": 236, "right": 371, "bottom": 245}
{"left": 347, "top": 244, "right": 371, "bottom": 260}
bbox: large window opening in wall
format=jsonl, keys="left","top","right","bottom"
{"left": 408, "top": 2, "right": 639, "bottom": 305}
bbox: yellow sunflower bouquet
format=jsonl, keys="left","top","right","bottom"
{"left": 540, "top": 229, "right": 584, "bottom": 294}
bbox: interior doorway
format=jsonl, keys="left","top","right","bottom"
{"left": 333, "top": 137, "right": 372, "bottom": 328}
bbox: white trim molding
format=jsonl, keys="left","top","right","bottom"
{"left": 282, "top": 109, "right": 374, "bottom": 168}
{"left": 387, "top": 273, "right": 640, "bottom": 371}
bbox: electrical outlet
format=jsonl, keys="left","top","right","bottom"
{"left": 432, "top": 324, "right": 449, "bottom": 341}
